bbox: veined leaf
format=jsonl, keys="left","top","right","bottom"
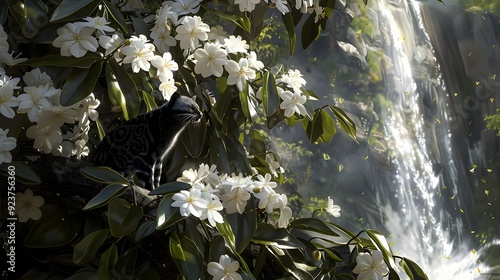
{"left": 156, "top": 194, "right": 186, "bottom": 230}
{"left": 282, "top": 13, "right": 296, "bottom": 55}
{"left": 80, "top": 166, "right": 129, "bottom": 184}
{"left": 149, "top": 181, "right": 191, "bottom": 195}
{"left": 330, "top": 105, "right": 357, "bottom": 141}
{"left": 0, "top": 161, "right": 40, "bottom": 185}
{"left": 262, "top": 71, "right": 280, "bottom": 117}
{"left": 20, "top": 53, "right": 103, "bottom": 69}
{"left": 400, "top": 258, "right": 429, "bottom": 280}
{"left": 103, "top": 0, "right": 127, "bottom": 33}
{"left": 7, "top": 0, "right": 48, "bottom": 38}
{"left": 202, "top": 5, "right": 251, "bottom": 33}
{"left": 73, "top": 229, "right": 109, "bottom": 264}
{"left": 169, "top": 232, "right": 203, "bottom": 280}
{"left": 107, "top": 198, "right": 143, "bottom": 237}
{"left": 97, "top": 244, "right": 118, "bottom": 280}
{"left": 106, "top": 59, "right": 141, "bottom": 120}
{"left": 61, "top": 61, "right": 103, "bottom": 106}
{"left": 24, "top": 211, "right": 81, "bottom": 248}
{"left": 365, "top": 229, "right": 397, "bottom": 268}
{"left": 252, "top": 223, "right": 304, "bottom": 249}
{"left": 83, "top": 183, "right": 129, "bottom": 210}
{"left": 50, "top": 0, "right": 98, "bottom": 22}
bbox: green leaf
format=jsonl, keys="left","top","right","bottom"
{"left": 301, "top": 13, "right": 321, "bottom": 49}
{"left": 96, "top": 118, "right": 106, "bottom": 141}
{"left": 73, "top": 229, "right": 109, "bottom": 264}
{"left": 365, "top": 229, "right": 396, "bottom": 268}
{"left": 24, "top": 211, "right": 81, "bottom": 248}
{"left": 7, "top": 0, "right": 48, "bottom": 38}
{"left": 209, "top": 133, "right": 231, "bottom": 174}
{"left": 103, "top": 1, "right": 127, "bottom": 33}
{"left": 216, "top": 219, "right": 236, "bottom": 250}
{"left": 202, "top": 6, "right": 251, "bottom": 33}
{"left": 106, "top": 59, "right": 141, "bottom": 120}
{"left": 169, "top": 232, "right": 203, "bottom": 280}
{"left": 61, "top": 61, "right": 103, "bottom": 106}
{"left": 83, "top": 183, "right": 129, "bottom": 210}
{"left": 80, "top": 166, "right": 129, "bottom": 184}
{"left": 135, "top": 220, "right": 157, "bottom": 241}
{"left": 50, "top": 0, "right": 98, "bottom": 22}
{"left": 149, "top": 181, "right": 191, "bottom": 195}
{"left": 142, "top": 91, "right": 158, "bottom": 111}
{"left": 400, "top": 258, "right": 428, "bottom": 280}
{"left": 335, "top": 273, "right": 356, "bottom": 280}
{"left": 289, "top": 218, "right": 339, "bottom": 237}
{"left": 262, "top": 71, "right": 280, "bottom": 117}
{"left": 156, "top": 194, "right": 186, "bottom": 230}
{"left": 97, "top": 244, "right": 119, "bottom": 280}
{"left": 114, "top": 247, "right": 138, "bottom": 277}
{"left": 329, "top": 105, "right": 357, "bottom": 141}
{"left": 226, "top": 197, "right": 258, "bottom": 254}
{"left": 0, "top": 161, "right": 40, "bottom": 185}
{"left": 129, "top": 12, "right": 151, "bottom": 39}
{"left": 107, "top": 198, "right": 143, "bottom": 237}
{"left": 239, "top": 87, "right": 252, "bottom": 122}
{"left": 282, "top": 13, "right": 296, "bottom": 55}
{"left": 303, "top": 109, "right": 323, "bottom": 143}
{"left": 252, "top": 223, "right": 305, "bottom": 249}
{"left": 209, "top": 236, "right": 226, "bottom": 262}
{"left": 21, "top": 53, "right": 103, "bottom": 69}
{"left": 250, "top": 129, "right": 266, "bottom": 157}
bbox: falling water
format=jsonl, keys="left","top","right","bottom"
{"left": 364, "top": 0, "right": 495, "bottom": 278}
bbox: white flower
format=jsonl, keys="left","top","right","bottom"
{"left": 254, "top": 185, "right": 280, "bottom": 212}
{"left": 58, "top": 128, "right": 90, "bottom": 158}
{"left": 158, "top": 78, "right": 177, "bottom": 100}
{"left": 26, "top": 125, "right": 63, "bottom": 153}
{"left": 121, "top": 35, "right": 156, "bottom": 73}
{"left": 276, "top": 194, "right": 292, "bottom": 228}
{"left": 308, "top": 0, "right": 324, "bottom": 23}
{"left": 0, "top": 128, "right": 16, "bottom": 164}
{"left": 17, "top": 84, "right": 58, "bottom": 122}
{"left": 15, "top": 189, "right": 44, "bottom": 223}
{"left": 177, "top": 164, "right": 210, "bottom": 186}
{"left": 296, "top": 0, "right": 313, "bottom": 12}
{"left": 205, "top": 164, "right": 221, "bottom": 187}
{"left": 208, "top": 26, "right": 227, "bottom": 44}
{"left": 265, "top": 153, "right": 284, "bottom": 177}
{"left": 200, "top": 197, "right": 224, "bottom": 226}
{"left": 99, "top": 34, "right": 124, "bottom": 56}
{"left": 246, "top": 51, "right": 264, "bottom": 70}
{"left": 0, "top": 75, "right": 21, "bottom": 91}
{"left": 279, "top": 88, "right": 307, "bottom": 117}
{"left": 234, "top": 0, "right": 261, "bottom": 12}
{"left": 0, "top": 52, "right": 27, "bottom": 66}
{"left": 175, "top": 16, "right": 210, "bottom": 50}
{"left": 23, "top": 68, "right": 53, "bottom": 87}
{"left": 75, "top": 93, "right": 100, "bottom": 128}
{"left": 151, "top": 52, "right": 178, "bottom": 80}
{"left": 223, "top": 35, "right": 249, "bottom": 54}
{"left": 171, "top": 188, "right": 208, "bottom": 217}
{"left": 52, "top": 23, "right": 98, "bottom": 58}
{"left": 352, "top": 250, "right": 389, "bottom": 280}
{"left": 278, "top": 69, "right": 307, "bottom": 91}
{"left": 326, "top": 196, "right": 341, "bottom": 217}
{"left": 78, "top": 16, "right": 115, "bottom": 33}
{"left": 37, "top": 105, "right": 77, "bottom": 131}
{"left": 0, "top": 25, "right": 8, "bottom": 53}
{"left": 220, "top": 184, "right": 251, "bottom": 214}
{"left": 253, "top": 174, "right": 277, "bottom": 193}
{"left": 223, "top": 173, "right": 254, "bottom": 192}
{"left": 225, "top": 58, "right": 256, "bottom": 91}
{"left": 0, "top": 86, "right": 18, "bottom": 119}
{"left": 269, "top": 0, "right": 290, "bottom": 14}
{"left": 193, "top": 43, "right": 228, "bottom": 78}
{"left": 171, "top": 0, "right": 201, "bottom": 15}
{"left": 150, "top": 24, "right": 176, "bottom": 53}
{"left": 207, "top": 254, "right": 242, "bottom": 280}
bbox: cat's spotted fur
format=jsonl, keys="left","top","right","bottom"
{"left": 92, "top": 92, "right": 202, "bottom": 189}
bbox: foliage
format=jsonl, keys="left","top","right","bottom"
{"left": 0, "top": 0, "right": 428, "bottom": 279}
{"left": 485, "top": 113, "right": 500, "bottom": 136}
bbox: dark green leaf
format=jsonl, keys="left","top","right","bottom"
{"left": 24, "top": 211, "right": 81, "bottom": 248}
{"left": 389, "top": 267, "right": 400, "bottom": 280}
{"left": 329, "top": 106, "right": 357, "bottom": 141}
{"left": 169, "top": 232, "right": 203, "bottom": 280}
{"left": 96, "top": 118, "right": 106, "bottom": 141}
{"left": 7, "top": 0, "right": 48, "bottom": 38}
{"left": 400, "top": 258, "right": 428, "bottom": 280}
{"left": 135, "top": 220, "right": 156, "bottom": 241}
{"left": 83, "top": 183, "right": 129, "bottom": 210}
{"left": 318, "top": 110, "right": 336, "bottom": 143}
{"left": 142, "top": 91, "right": 158, "bottom": 111}
{"left": 239, "top": 86, "right": 252, "bottom": 121}
{"left": 108, "top": 198, "right": 143, "bottom": 237}
{"left": 250, "top": 129, "right": 266, "bottom": 156}
{"left": 130, "top": 13, "right": 151, "bottom": 38}
{"left": 50, "top": 0, "right": 97, "bottom": 22}
{"left": 215, "top": 87, "right": 233, "bottom": 121}
{"left": 114, "top": 247, "right": 138, "bottom": 277}
{"left": 226, "top": 197, "right": 257, "bottom": 253}
{"left": 289, "top": 218, "right": 339, "bottom": 237}
{"left": 252, "top": 223, "right": 305, "bottom": 249}
{"left": 365, "top": 230, "right": 396, "bottom": 268}
{"left": 202, "top": 6, "right": 251, "bottom": 33}
{"left": 282, "top": 13, "right": 296, "bottom": 55}
{"left": 156, "top": 194, "right": 186, "bottom": 230}
{"left": 265, "top": 246, "right": 313, "bottom": 280}
{"left": 103, "top": 1, "right": 127, "bottom": 33}
{"left": 303, "top": 109, "right": 323, "bottom": 143}
{"left": 149, "top": 181, "right": 191, "bottom": 195}
{"left": 301, "top": 13, "right": 321, "bottom": 49}
{"left": 209, "top": 133, "right": 231, "bottom": 173}
{"left": 262, "top": 71, "right": 280, "bottom": 117}
{"left": 321, "top": 247, "right": 343, "bottom": 262}
{"left": 61, "top": 61, "right": 103, "bottom": 106}
{"left": 216, "top": 219, "right": 236, "bottom": 250}
{"left": 0, "top": 161, "right": 40, "bottom": 184}
{"left": 80, "top": 166, "right": 129, "bottom": 184}
{"left": 209, "top": 236, "right": 226, "bottom": 262}
{"left": 107, "top": 59, "right": 141, "bottom": 120}
{"left": 73, "top": 229, "right": 109, "bottom": 264}
{"left": 251, "top": 1, "right": 268, "bottom": 26}
{"left": 97, "top": 244, "right": 118, "bottom": 280}
{"left": 335, "top": 273, "right": 356, "bottom": 280}
{"left": 20, "top": 53, "right": 103, "bottom": 69}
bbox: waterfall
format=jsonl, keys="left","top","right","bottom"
{"left": 363, "top": 0, "right": 497, "bottom": 277}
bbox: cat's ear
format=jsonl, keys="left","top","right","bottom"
{"left": 171, "top": 92, "right": 181, "bottom": 100}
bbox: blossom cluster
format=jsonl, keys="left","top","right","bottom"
{"left": 172, "top": 163, "right": 292, "bottom": 228}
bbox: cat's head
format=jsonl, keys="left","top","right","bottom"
{"left": 168, "top": 92, "right": 203, "bottom": 123}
